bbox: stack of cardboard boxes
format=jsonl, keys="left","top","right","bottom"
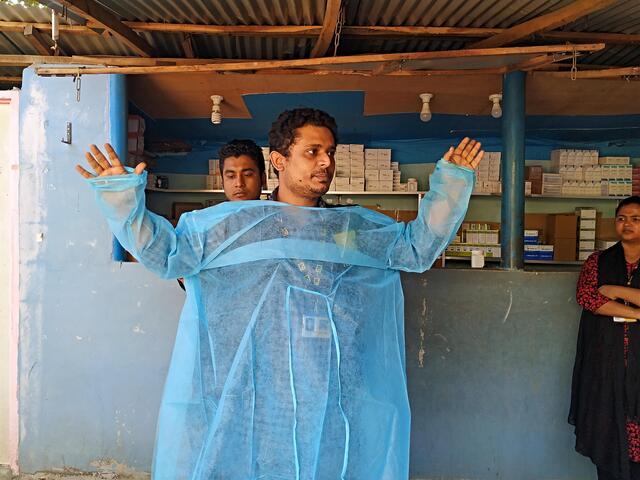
{"left": 523, "top": 229, "right": 554, "bottom": 261}
{"left": 206, "top": 159, "right": 223, "bottom": 190}
{"left": 473, "top": 152, "right": 501, "bottom": 194}
{"left": 599, "top": 156, "right": 632, "bottom": 197}
{"left": 633, "top": 166, "right": 640, "bottom": 196}
{"left": 525, "top": 166, "right": 543, "bottom": 195}
{"left": 576, "top": 208, "right": 597, "bottom": 261}
{"left": 328, "top": 145, "right": 409, "bottom": 192}
{"left": 445, "top": 222, "right": 501, "bottom": 259}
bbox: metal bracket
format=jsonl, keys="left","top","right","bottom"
{"left": 61, "top": 122, "right": 72, "bottom": 144}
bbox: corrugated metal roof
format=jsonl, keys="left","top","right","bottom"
{"left": 0, "top": 0, "right": 638, "bottom": 83}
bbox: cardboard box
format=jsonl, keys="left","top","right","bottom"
{"left": 525, "top": 213, "right": 549, "bottom": 242}
{"left": 365, "top": 149, "right": 378, "bottom": 160}
{"left": 525, "top": 166, "right": 543, "bottom": 180}
{"left": 365, "top": 169, "right": 379, "bottom": 181}
{"left": 377, "top": 158, "right": 391, "bottom": 170}
{"left": 366, "top": 179, "right": 380, "bottom": 191}
{"left": 377, "top": 149, "right": 391, "bottom": 160}
{"left": 365, "top": 158, "right": 378, "bottom": 170}
{"left": 379, "top": 170, "right": 394, "bottom": 181}
{"left": 172, "top": 202, "right": 204, "bottom": 221}
{"left": 554, "top": 238, "right": 576, "bottom": 261}
{"left": 546, "top": 213, "right": 578, "bottom": 240}
{"left": 579, "top": 229, "right": 596, "bottom": 240}
{"left": 350, "top": 177, "right": 365, "bottom": 191}
{"left": 579, "top": 219, "right": 596, "bottom": 230}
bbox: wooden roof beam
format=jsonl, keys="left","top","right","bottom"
{"left": 23, "top": 25, "right": 53, "bottom": 56}
{"left": 470, "top": 0, "right": 619, "bottom": 49}
{"left": 181, "top": 33, "right": 196, "bottom": 59}
{"left": 34, "top": 43, "right": 605, "bottom": 76}
{"left": 3, "top": 20, "right": 640, "bottom": 46}
{"left": 310, "top": 0, "right": 341, "bottom": 57}
{"left": 46, "top": 0, "right": 154, "bottom": 57}
{"left": 537, "top": 66, "right": 640, "bottom": 79}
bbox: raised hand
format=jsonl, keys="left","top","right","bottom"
{"left": 75, "top": 143, "right": 146, "bottom": 179}
{"left": 443, "top": 137, "right": 484, "bottom": 171}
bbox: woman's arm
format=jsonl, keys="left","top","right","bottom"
{"left": 595, "top": 300, "right": 640, "bottom": 319}
{"left": 599, "top": 285, "right": 640, "bottom": 307}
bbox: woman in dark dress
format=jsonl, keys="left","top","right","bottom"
{"left": 572, "top": 196, "right": 640, "bottom": 480}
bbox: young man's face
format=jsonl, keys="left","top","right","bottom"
{"left": 273, "top": 125, "right": 336, "bottom": 200}
{"left": 222, "top": 155, "right": 264, "bottom": 201}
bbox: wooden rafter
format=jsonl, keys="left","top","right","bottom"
{"left": 507, "top": 53, "right": 575, "bottom": 72}
{"left": 23, "top": 25, "right": 53, "bottom": 56}
{"left": 34, "top": 43, "right": 605, "bottom": 76}
{"left": 0, "top": 76, "right": 21, "bottom": 82}
{"left": 2, "top": 20, "right": 640, "bottom": 46}
{"left": 470, "top": 0, "right": 619, "bottom": 49}
{"left": 537, "top": 66, "right": 640, "bottom": 79}
{"left": 0, "top": 54, "right": 249, "bottom": 67}
{"left": 45, "top": 0, "right": 154, "bottom": 57}
{"left": 310, "top": 0, "right": 341, "bottom": 58}
{"left": 181, "top": 33, "right": 196, "bottom": 59}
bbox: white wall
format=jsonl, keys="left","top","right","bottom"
{"left": 0, "top": 90, "right": 19, "bottom": 470}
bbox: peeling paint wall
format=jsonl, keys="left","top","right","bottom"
{"left": 18, "top": 68, "right": 183, "bottom": 473}
{"left": 403, "top": 269, "right": 597, "bottom": 480}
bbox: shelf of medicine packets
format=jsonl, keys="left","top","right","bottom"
{"left": 444, "top": 256, "right": 584, "bottom": 266}
{"left": 471, "top": 192, "right": 626, "bottom": 200}
{"left": 146, "top": 187, "right": 426, "bottom": 195}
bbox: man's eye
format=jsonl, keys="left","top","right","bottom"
{"left": 307, "top": 149, "right": 316, "bottom": 156}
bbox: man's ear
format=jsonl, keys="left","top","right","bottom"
{"left": 270, "top": 150, "right": 286, "bottom": 175}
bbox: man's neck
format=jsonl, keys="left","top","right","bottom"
{"left": 273, "top": 187, "right": 320, "bottom": 207}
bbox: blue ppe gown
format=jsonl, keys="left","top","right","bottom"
{"left": 87, "top": 159, "right": 474, "bottom": 480}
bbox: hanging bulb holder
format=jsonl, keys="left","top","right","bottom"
{"left": 489, "top": 93, "right": 502, "bottom": 119}
{"left": 419, "top": 93, "right": 433, "bottom": 123}
{"left": 210, "top": 94, "right": 224, "bottom": 125}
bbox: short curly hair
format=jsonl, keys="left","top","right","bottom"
{"left": 268, "top": 108, "right": 338, "bottom": 158}
{"left": 218, "top": 139, "right": 265, "bottom": 177}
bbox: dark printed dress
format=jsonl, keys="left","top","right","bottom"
{"left": 576, "top": 250, "right": 640, "bottom": 462}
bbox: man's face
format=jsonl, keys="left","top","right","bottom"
{"left": 275, "top": 125, "right": 336, "bottom": 199}
{"left": 222, "top": 155, "right": 263, "bottom": 201}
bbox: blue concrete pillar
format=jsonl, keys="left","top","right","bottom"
{"left": 500, "top": 71, "right": 526, "bottom": 270}
{"left": 109, "top": 74, "right": 128, "bottom": 261}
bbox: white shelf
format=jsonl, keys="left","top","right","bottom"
{"left": 146, "top": 187, "right": 425, "bottom": 195}
{"left": 472, "top": 193, "right": 624, "bottom": 200}
{"left": 445, "top": 256, "right": 584, "bottom": 265}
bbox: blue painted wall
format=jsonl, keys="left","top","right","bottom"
{"left": 18, "top": 73, "right": 605, "bottom": 478}
{"left": 18, "top": 67, "right": 182, "bottom": 473}
{"left": 134, "top": 91, "right": 640, "bottom": 175}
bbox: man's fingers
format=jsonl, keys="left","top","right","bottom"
{"left": 461, "top": 139, "right": 477, "bottom": 158}
{"left": 75, "top": 164, "right": 94, "bottom": 179}
{"left": 454, "top": 137, "right": 469, "bottom": 155}
{"left": 471, "top": 150, "right": 484, "bottom": 169}
{"left": 90, "top": 144, "right": 111, "bottom": 170}
{"left": 134, "top": 162, "right": 147, "bottom": 175}
{"left": 104, "top": 143, "right": 122, "bottom": 167}
{"left": 443, "top": 147, "right": 454, "bottom": 162}
{"left": 468, "top": 141, "right": 482, "bottom": 161}
{"left": 85, "top": 151, "right": 104, "bottom": 174}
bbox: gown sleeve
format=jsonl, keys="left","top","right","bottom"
{"left": 87, "top": 170, "right": 215, "bottom": 279}
{"left": 386, "top": 158, "right": 474, "bottom": 272}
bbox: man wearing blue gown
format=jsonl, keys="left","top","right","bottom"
{"left": 76, "top": 108, "right": 483, "bottom": 480}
